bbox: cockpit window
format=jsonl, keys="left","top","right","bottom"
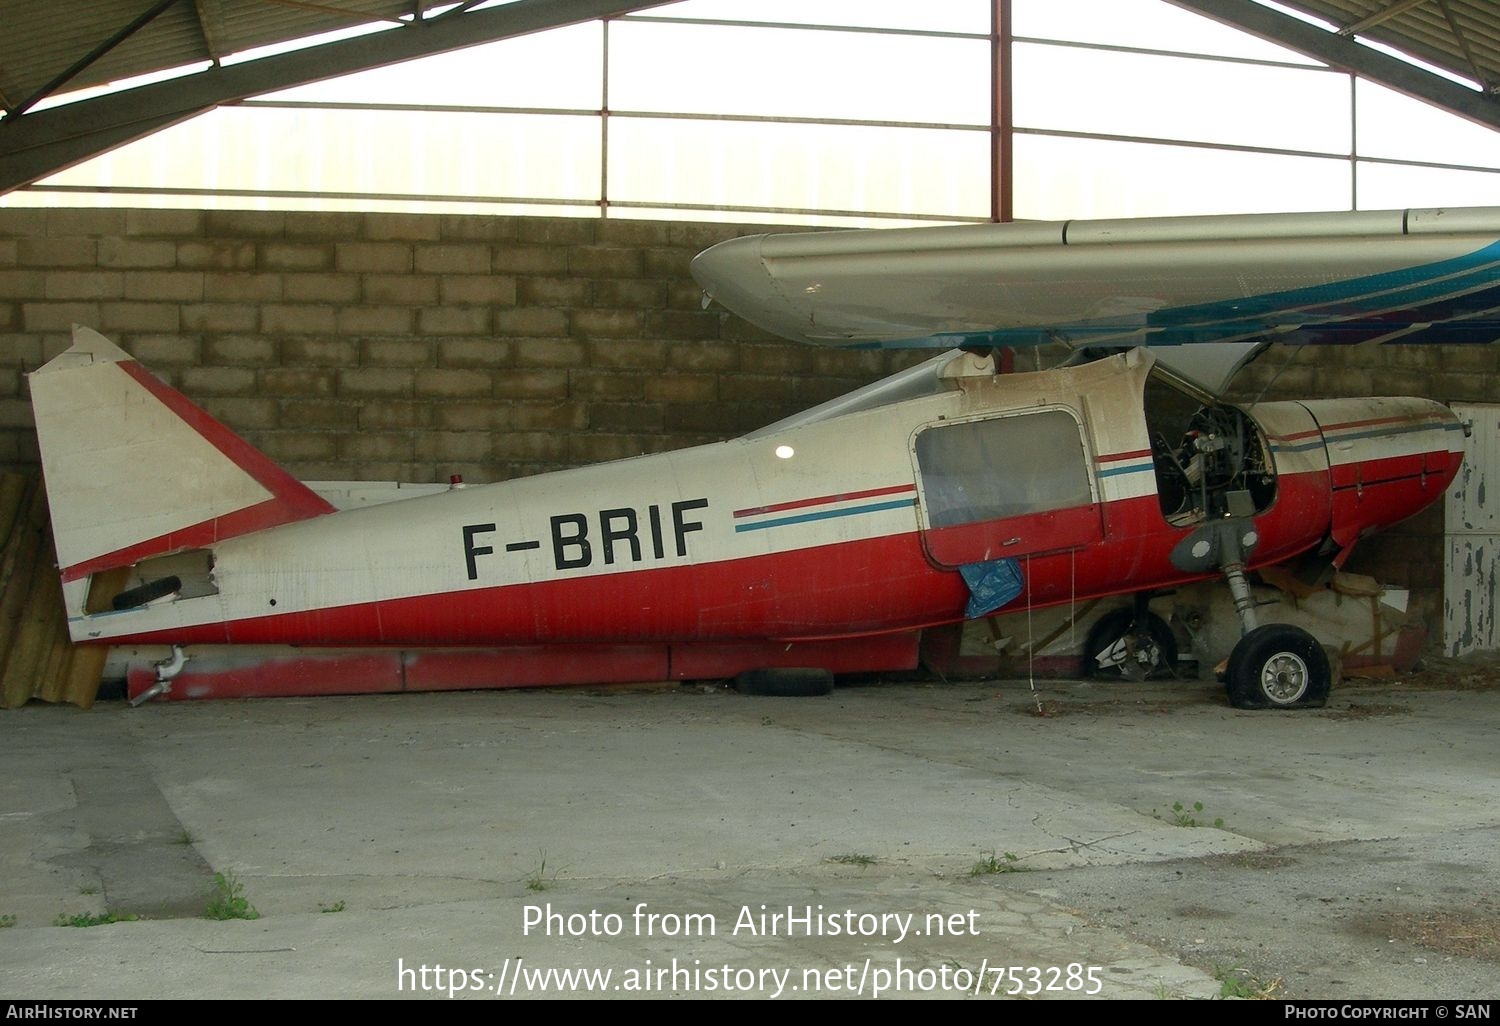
{"left": 746, "top": 351, "right": 957, "bottom": 438}
{"left": 915, "top": 410, "right": 1093, "bottom": 528}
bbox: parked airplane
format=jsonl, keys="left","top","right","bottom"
{"left": 29, "top": 206, "right": 1490, "bottom": 707}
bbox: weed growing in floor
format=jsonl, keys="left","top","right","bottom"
{"left": 205, "top": 871, "right": 260, "bottom": 921}
{"left": 969, "top": 850, "right": 1027, "bottom": 876}
{"left": 53, "top": 911, "right": 138, "bottom": 928}
{"left": 826, "top": 853, "right": 878, "bottom": 866}
{"left": 1213, "top": 964, "right": 1284, "bottom": 1000}
{"left": 526, "top": 852, "right": 556, "bottom": 893}
{"left": 319, "top": 900, "right": 346, "bottom": 914}
{"left": 0, "top": 914, "right": 15, "bottom": 928}
{"left": 1156, "top": 800, "right": 1225, "bottom": 829}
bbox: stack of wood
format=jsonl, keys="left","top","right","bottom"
{"left": 0, "top": 472, "right": 107, "bottom": 709}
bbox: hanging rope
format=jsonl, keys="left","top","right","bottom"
{"left": 1025, "top": 553, "right": 1043, "bottom": 713}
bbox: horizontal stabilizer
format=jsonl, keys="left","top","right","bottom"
{"left": 30, "top": 326, "right": 335, "bottom": 581}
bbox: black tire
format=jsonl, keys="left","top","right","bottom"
{"left": 1082, "top": 608, "right": 1177, "bottom": 681}
{"left": 734, "top": 668, "right": 834, "bottom": 697}
{"left": 1225, "top": 624, "right": 1330, "bottom": 710}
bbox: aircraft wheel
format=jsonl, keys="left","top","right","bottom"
{"left": 734, "top": 668, "right": 834, "bottom": 697}
{"left": 1083, "top": 608, "right": 1176, "bottom": 681}
{"left": 1225, "top": 624, "right": 1330, "bottom": 710}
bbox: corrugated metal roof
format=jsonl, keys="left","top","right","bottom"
{"left": 1275, "top": 0, "right": 1500, "bottom": 92}
{"left": 1, "top": 0, "right": 1495, "bottom": 192}
{"left": 0, "top": 0, "right": 671, "bottom": 194}
{"left": 4, "top": 0, "right": 1498, "bottom": 121}
{"left": 0, "top": 0, "right": 415, "bottom": 112}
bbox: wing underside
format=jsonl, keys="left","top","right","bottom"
{"left": 690, "top": 207, "right": 1500, "bottom": 353}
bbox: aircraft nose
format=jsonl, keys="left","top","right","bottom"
{"left": 1304, "top": 396, "right": 1465, "bottom": 554}
{"left": 1425, "top": 401, "right": 1465, "bottom": 492}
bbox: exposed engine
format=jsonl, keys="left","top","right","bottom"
{"left": 1150, "top": 394, "right": 1277, "bottom": 523}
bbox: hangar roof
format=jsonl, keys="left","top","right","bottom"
{"left": 1276, "top": 0, "right": 1500, "bottom": 91}
{"left": 1, "top": 0, "right": 1497, "bottom": 195}
{"left": 0, "top": 0, "right": 415, "bottom": 107}
{"left": 0, "top": 0, "right": 671, "bottom": 193}
{"left": 1167, "top": 1, "right": 1500, "bottom": 129}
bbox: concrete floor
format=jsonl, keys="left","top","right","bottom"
{"left": 2, "top": 670, "right": 1498, "bottom": 1000}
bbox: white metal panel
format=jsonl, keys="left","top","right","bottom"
{"left": 1444, "top": 403, "right": 1500, "bottom": 656}
{"left": 30, "top": 345, "right": 272, "bottom": 573}
{"left": 691, "top": 207, "right": 1500, "bottom": 348}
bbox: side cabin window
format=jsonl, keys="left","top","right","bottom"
{"left": 914, "top": 410, "right": 1100, "bottom": 566}
{"left": 916, "top": 411, "right": 1092, "bottom": 526}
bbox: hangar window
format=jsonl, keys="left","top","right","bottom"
{"left": 4, "top": 0, "right": 1497, "bottom": 221}
{"left": 915, "top": 410, "right": 1093, "bottom": 529}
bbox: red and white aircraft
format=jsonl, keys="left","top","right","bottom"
{"left": 30, "top": 207, "right": 1490, "bottom": 706}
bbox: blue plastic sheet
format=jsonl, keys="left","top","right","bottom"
{"left": 959, "top": 558, "right": 1024, "bottom": 619}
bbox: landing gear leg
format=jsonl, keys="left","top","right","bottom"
{"left": 1223, "top": 558, "right": 1258, "bottom": 635}
{"left": 1221, "top": 543, "right": 1330, "bottom": 710}
{"left": 1170, "top": 506, "right": 1333, "bottom": 710}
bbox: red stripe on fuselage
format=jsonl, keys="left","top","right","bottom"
{"left": 1266, "top": 428, "right": 1322, "bottom": 443}
{"left": 1319, "top": 412, "right": 1450, "bottom": 434}
{"left": 1096, "top": 449, "right": 1152, "bottom": 463}
{"left": 732, "top": 483, "right": 916, "bottom": 518}
{"left": 95, "top": 473, "right": 1348, "bottom": 650}
{"left": 64, "top": 497, "right": 319, "bottom": 582}
{"left": 1272, "top": 412, "right": 1451, "bottom": 446}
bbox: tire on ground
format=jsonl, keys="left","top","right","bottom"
{"left": 1225, "top": 623, "right": 1331, "bottom": 710}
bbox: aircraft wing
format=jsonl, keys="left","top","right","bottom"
{"left": 690, "top": 207, "right": 1500, "bottom": 352}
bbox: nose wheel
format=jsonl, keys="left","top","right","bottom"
{"left": 1225, "top": 623, "right": 1330, "bottom": 709}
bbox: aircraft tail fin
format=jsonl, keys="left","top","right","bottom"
{"left": 30, "top": 326, "right": 336, "bottom": 582}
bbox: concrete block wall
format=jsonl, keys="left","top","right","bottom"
{"left": 0, "top": 207, "right": 926, "bottom": 484}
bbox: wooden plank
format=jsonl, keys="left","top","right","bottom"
{"left": 32, "top": 568, "right": 70, "bottom": 704}
{"left": 0, "top": 475, "right": 108, "bottom": 710}
{"left": 1, "top": 556, "right": 63, "bottom": 708}
{"left": 0, "top": 477, "right": 41, "bottom": 637}
{"left": 0, "top": 482, "right": 46, "bottom": 708}
{"left": 58, "top": 644, "right": 109, "bottom": 710}
{"left": 0, "top": 473, "right": 31, "bottom": 550}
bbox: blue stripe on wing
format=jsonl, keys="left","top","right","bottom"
{"left": 843, "top": 239, "right": 1500, "bottom": 350}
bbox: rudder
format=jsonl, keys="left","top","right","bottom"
{"left": 29, "top": 326, "right": 335, "bottom": 584}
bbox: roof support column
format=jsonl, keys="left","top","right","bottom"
{"left": 991, "top": 0, "right": 1014, "bottom": 224}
